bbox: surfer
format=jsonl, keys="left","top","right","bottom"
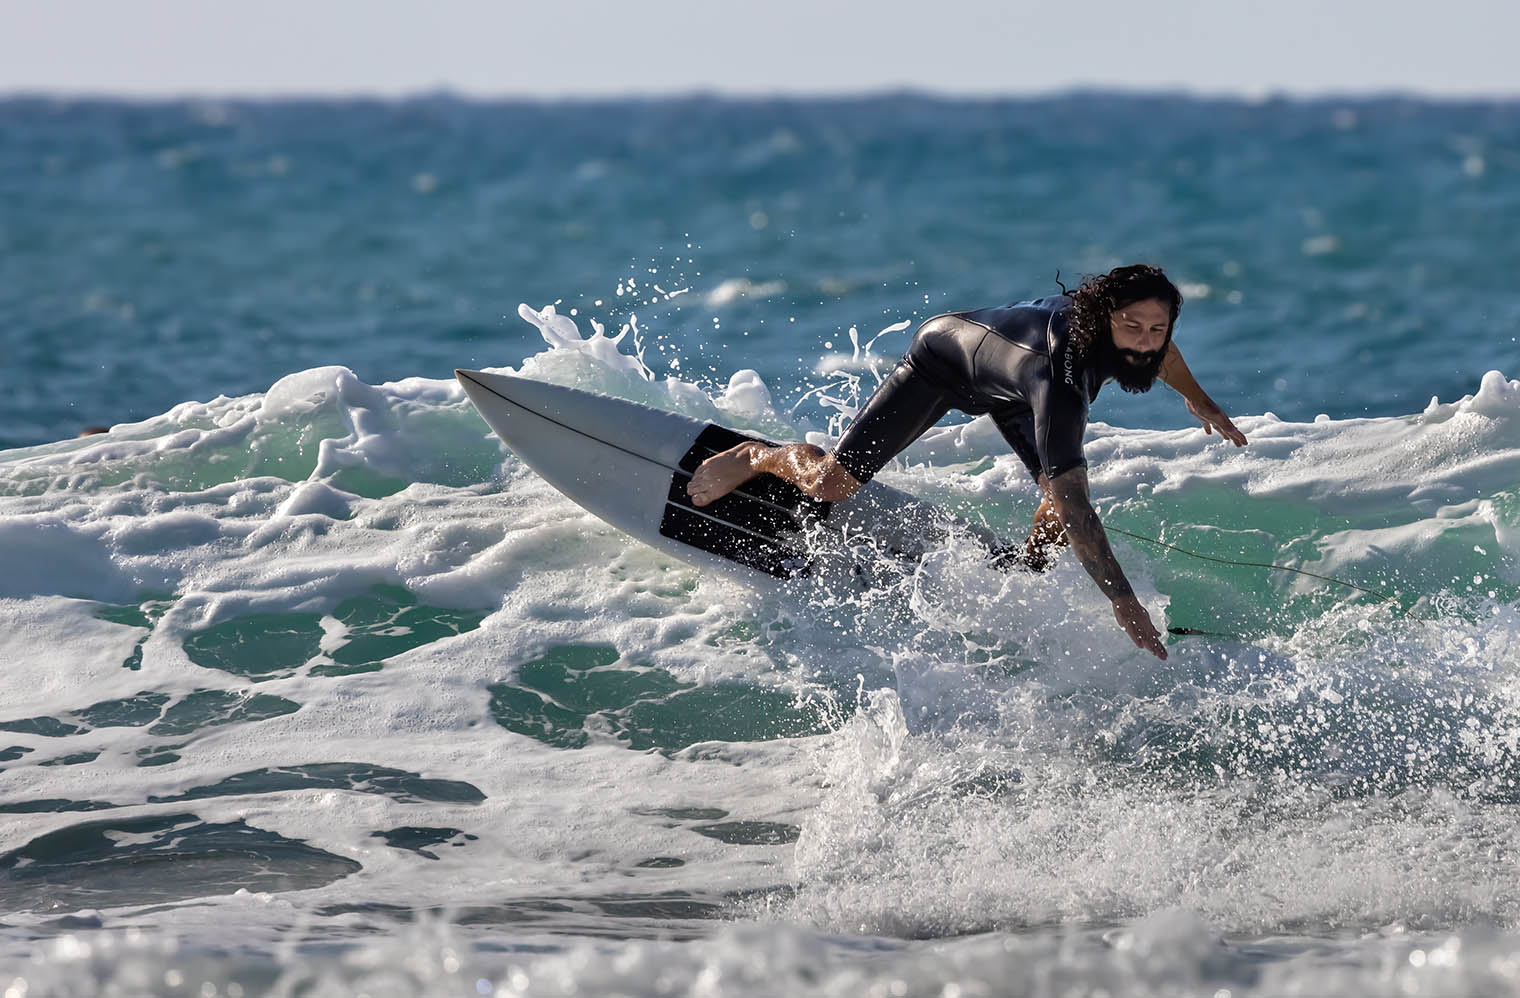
{"left": 687, "top": 265, "right": 1247, "bottom": 660}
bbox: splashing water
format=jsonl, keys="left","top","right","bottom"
{"left": 1, "top": 302, "right": 1519, "bottom": 996}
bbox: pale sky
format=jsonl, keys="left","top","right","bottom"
{"left": 4, "top": 0, "right": 1518, "bottom": 98}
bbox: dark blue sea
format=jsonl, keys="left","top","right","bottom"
{"left": 2, "top": 94, "right": 1519, "bottom": 996}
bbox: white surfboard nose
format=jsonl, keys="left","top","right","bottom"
{"left": 454, "top": 369, "right": 703, "bottom": 470}
{"left": 454, "top": 369, "right": 495, "bottom": 417}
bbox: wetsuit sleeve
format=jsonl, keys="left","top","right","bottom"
{"left": 989, "top": 408, "right": 1044, "bottom": 480}
{"left": 1026, "top": 377, "right": 1089, "bottom": 479}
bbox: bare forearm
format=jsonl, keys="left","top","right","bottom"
{"left": 1049, "top": 471, "right": 1134, "bottom": 600}
{"left": 1159, "top": 343, "right": 1211, "bottom": 406}
{"left": 1159, "top": 343, "right": 1249, "bottom": 446}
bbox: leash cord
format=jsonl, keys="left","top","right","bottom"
{"left": 1099, "top": 525, "right": 1402, "bottom": 637}
{"left": 1104, "top": 526, "right": 1397, "bottom": 603}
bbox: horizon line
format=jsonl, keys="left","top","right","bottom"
{"left": 4, "top": 82, "right": 1520, "bottom": 106}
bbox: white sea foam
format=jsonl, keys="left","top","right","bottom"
{"left": 1, "top": 307, "right": 1517, "bottom": 995}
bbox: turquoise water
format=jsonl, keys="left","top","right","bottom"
{"left": 1, "top": 95, "right": 1519, "bottom": 996}
{"left": 4, "top": 95, "right": 1517, "bottom": 449}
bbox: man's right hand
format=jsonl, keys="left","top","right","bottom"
{"left": 1185, "top": 396, "right": 1248, "bottom": 447}
{"left": 1112, "top": 594, "right": 1168, "bottom": 659}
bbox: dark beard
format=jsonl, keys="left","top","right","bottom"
{"left": 1100, "top": 333, "right": 1170, "bottom": 394}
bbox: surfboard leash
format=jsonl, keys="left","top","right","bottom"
{"left": 1100, "top": 525, "right": 1404, "bottom": 637}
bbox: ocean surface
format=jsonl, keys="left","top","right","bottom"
{"left": 1, "top": 93, "right": 1518, "bottom": 996}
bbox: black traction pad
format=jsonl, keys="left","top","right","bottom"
{"left": 659, "top": 425, "right": 832, "bottom": 578}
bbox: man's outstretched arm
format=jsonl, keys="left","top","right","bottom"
{"left": 1159, "top": 344, "right": 1248, "bottom": 446}
{"left": 1044, "top": 467, "right": 1168, "bottom": 659}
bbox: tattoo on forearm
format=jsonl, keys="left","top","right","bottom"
{"left": 1050, "top": 470, "right": 1134, "bottom": 600}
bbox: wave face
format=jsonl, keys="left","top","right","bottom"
{"left": 2, "top": 305, "right": 1519, "bottom": 995}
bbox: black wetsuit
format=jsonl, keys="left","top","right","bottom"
{"left": 834, "top": 296, "right": 1111, "bottom": 484}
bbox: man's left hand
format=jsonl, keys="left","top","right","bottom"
{"left": 1186, "top": 398, "right": 1247, "bottom": 446}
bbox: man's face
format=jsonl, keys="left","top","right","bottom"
{"left": 1105, "top": 298, "right": 1172, "bottom": 392}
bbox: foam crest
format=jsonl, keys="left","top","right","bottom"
{"left": 516, "top": 303, "right": 655, "bottom": 384}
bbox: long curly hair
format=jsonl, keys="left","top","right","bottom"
{"left": 1060, "top": 264, "right": 1184, "bottom": 369}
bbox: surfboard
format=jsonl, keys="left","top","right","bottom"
{"left": 455, "top": 369, "right": 995, "bottom": 590}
